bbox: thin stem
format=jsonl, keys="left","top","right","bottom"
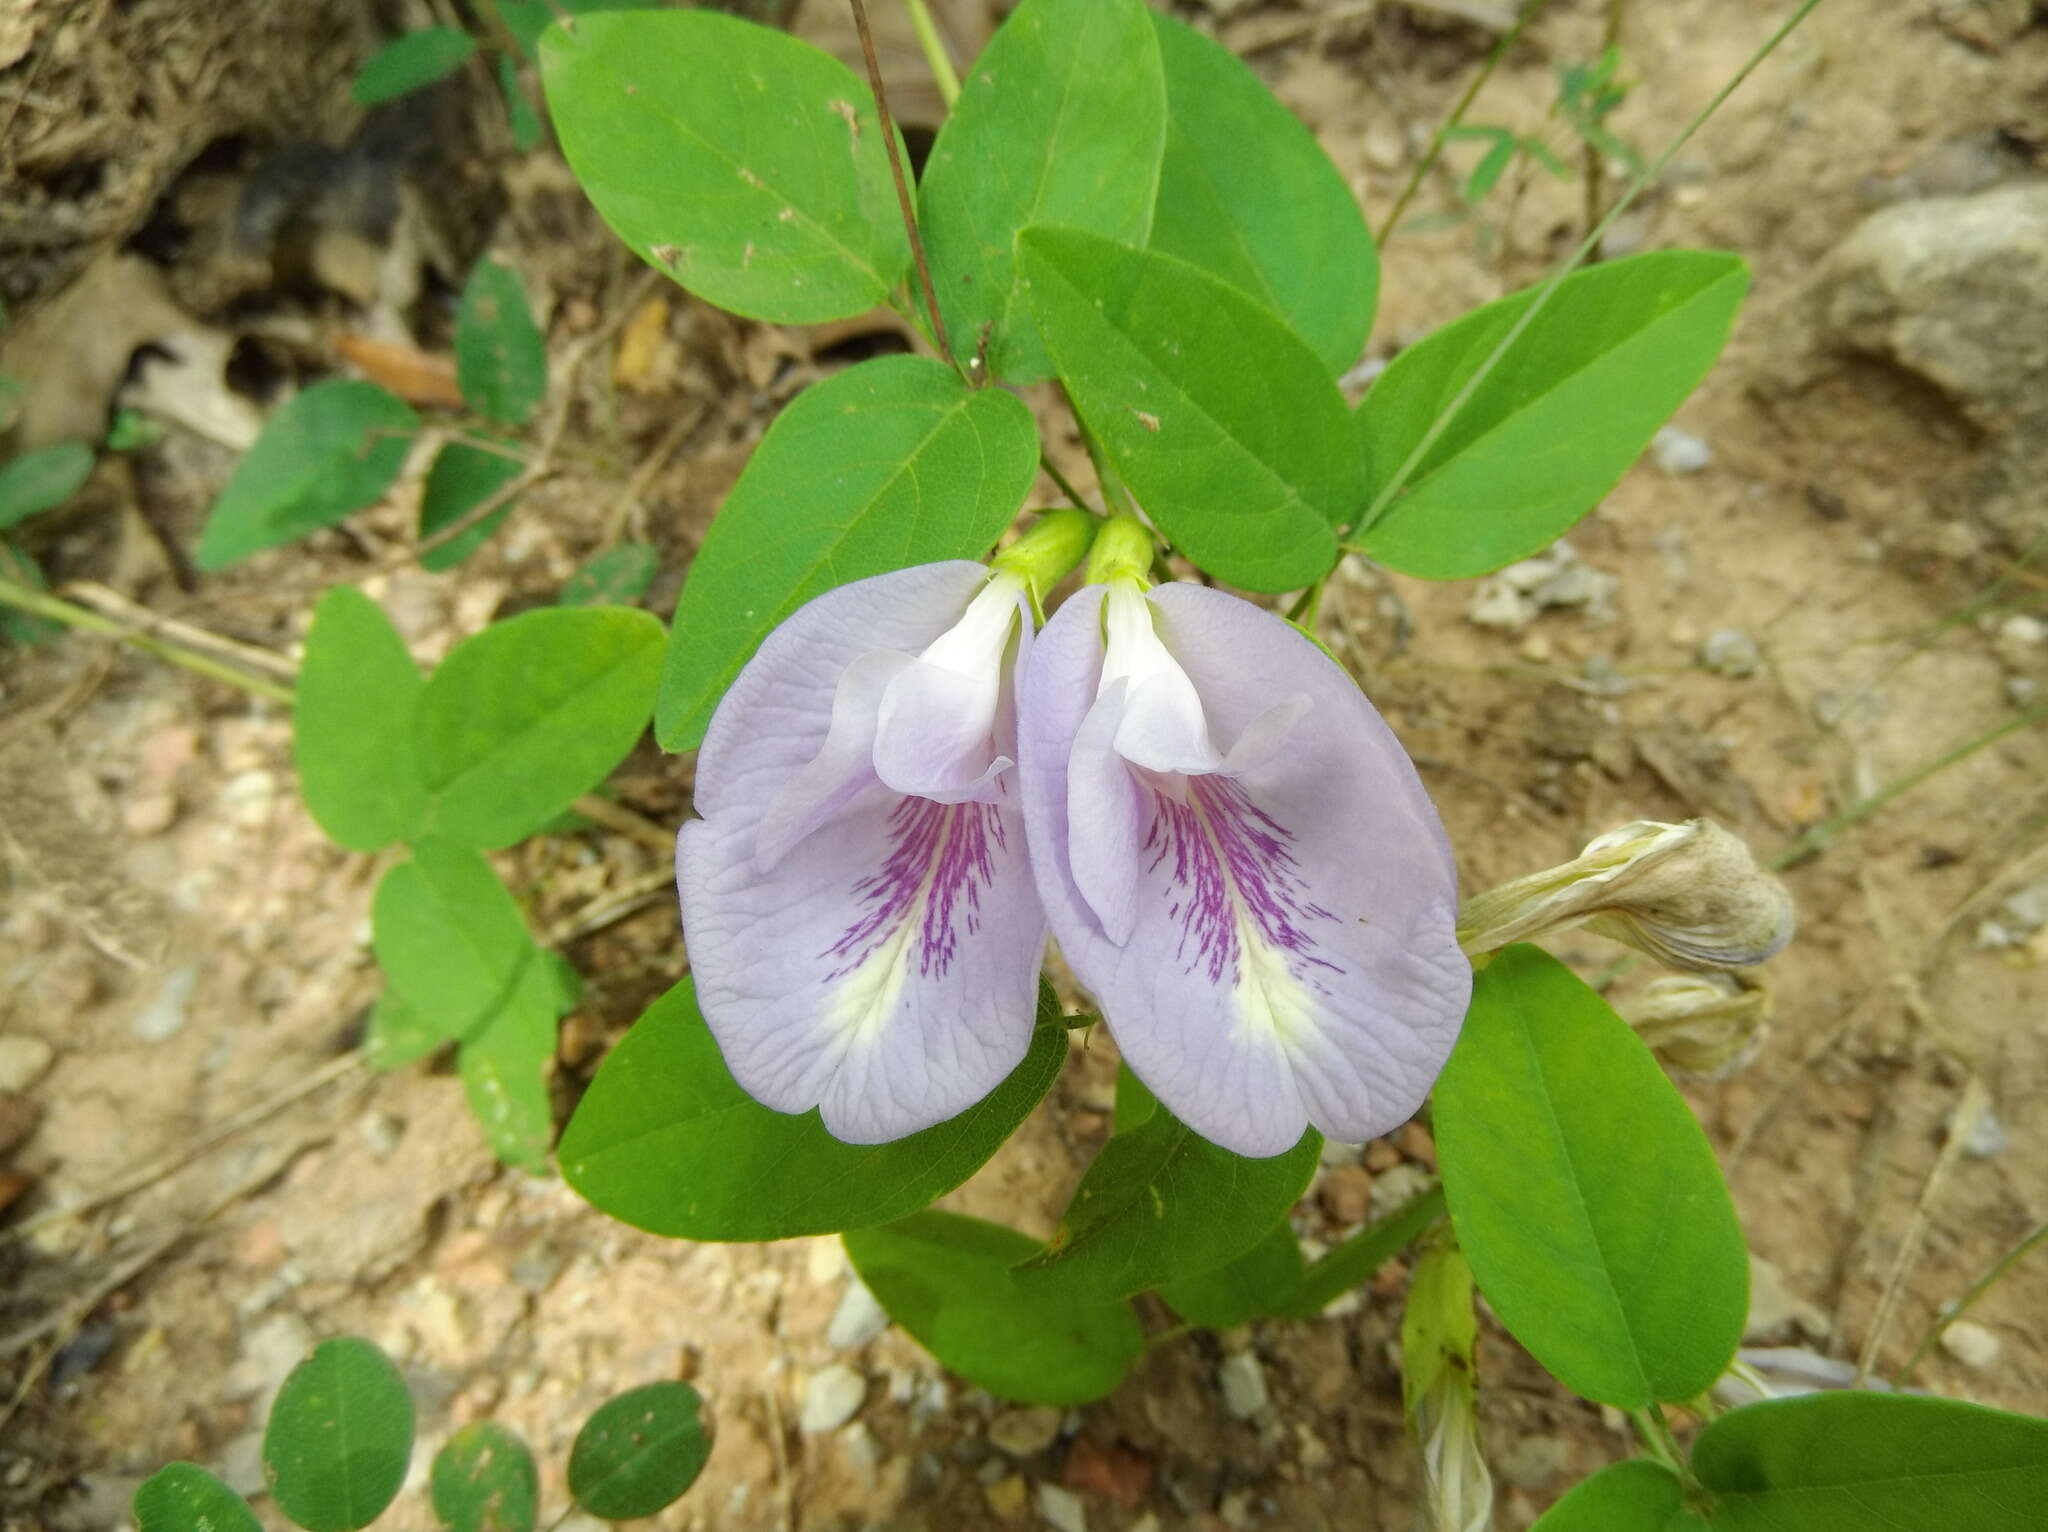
{"left": 1350, "top": 0, "right": 1825, "bottom": 540}
{"left": 1895, "top": 1220, "right": 2048, "bottom": 1388}
{"left": 1377, "top": 0, "right": 1555, "bottom": 245}
{"left": 1074, "top": 413, "right": 1136, "bottom": 519}
{"left": 1583, "top": 0, "right": 1627, "bottom": 257}
{"left": 850, "top": 0, "right": 954, "bottom": 369}
{"left": 0, "top": 576, "right": 294, "bottom": 702}
{"left": 902, "top": 0, "right": 961, "bottom": 108}
{"left": 1039, "top": 453, "right": 1099, "bottom": 517}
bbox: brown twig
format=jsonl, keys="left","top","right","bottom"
{"left": 849, "top": 0, "right": 954, "bottom": 369}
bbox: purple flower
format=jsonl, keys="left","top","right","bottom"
{"left": 1018, "top": 575, "right": 1472, "bottom": 1157}
{"left": 678, "top": 562, "right": 1047, "bottom": 1143}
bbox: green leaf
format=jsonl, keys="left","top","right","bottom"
{"left": 352, "top": 28, "right": 477, "bottom": 106}
{"left": 418, "top": 440, "right": 523, "bottom": 572}
{"left": 656, "top": 355, "right": 1036, "bottom": 751}
{"left": 1283, "top": 1181, "right": 1447, "bottom": 1318}
{"left": 371, "top": 837, "right": 538, "bottom": 1044}
{"left": 456, "top": 262, "right": 546, "bottom": 428}
{"left": 846, "top": 1212, "right": 1145, "bottom": 1405}
{"left": 1695, "top": 1394, "right": 2048, "bottom": 1531}
{"left": 0, "top": 540, "right": 63, "bottom": 645}
{"left": 414, "top": 605, "right": 664, "bottom": 849}
{"left": 560, "top": 543, "right": 658, "bottom": 607}
{"left": 541, "top": 10, "right": 909, "bottom": 324}
{"left": 263, "top": 1337, "right": 415, "bottom": 1532}
{"left": 499, "top": 56, "right": 543, "bottom": 154}
{"left": 560, "top": 978, "right": 1069, "bottom": 1241}
{"left": 1015, "top": 1092, "right": 1320, "bottom": 1304}
{"left": 918, "top": 0, "right": 1165, "bottom": 383}
{"left": 134, "top": 1464, "right": 263, "bottom": 1532}
{"left": 567, "top": 1382, "right": 711, "bottom": 1519}
{"left": 0, "top": 441, "right": 93, "bottom": 528}
{"left": 501, "top": 0, "right": 662, "bottom": 60}
{"left": 1349, "top": 252, "right": 1748, "bottom": 579}
{"left": 365, "top": 988, "right": 449, "bottom": 1071}
{"left": 1112, "top": 1062, "right": 1157, "bottom": 1135}
{"left": 430, "top": 1422, "right": 539, "bottom": 1532}
{"left": 1157, "top": 1220, "right": 1304, "bottom": 1330}
{"left": 295, "top": 587, "right": 429, "bottom": 852}
{"left": 1018, "top": 227, "right": 1358, "bottom": 592}
{"left": 459, "top": 957, "right": 558, "bottom": 1168}
{"left": 1529, "top": 1460, "right": 1699, "bottom": 1532}
{"left": 197, "top": 382, "right": 415, "bottom": 570}
{"left": 1432, "top": 945, "right": 1748, "bottom": 1408}
{"left": 1145, "top": 14, "right": 1375, "bottom": 375}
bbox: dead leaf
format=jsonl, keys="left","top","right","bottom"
{"left": 334, "top": 334, "right": 465, "bottom": 408}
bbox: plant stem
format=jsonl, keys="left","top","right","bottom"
{"left": 1895, "top": 1219, "right": 2048, "bottom": 1387}
{"left": 0, "top": 575, "right": 294, "bottom": 702}
{"left": 1073, "top": 412, "right": 1136, "bottom": 519}
{"left": 1039, "top": 453, "right": 1099, "bottom": 516}
{"left": 902, "top": 0, "right": 961, "bottom": 108}
{"left": 1584, "top": 0, "right": 1627, "bottom": 258}
{"left": 850, "top": 0, "right": 954, "bottom": 370}
{"left": 1350, "top": 0, "right": 1825, "bottom": 541}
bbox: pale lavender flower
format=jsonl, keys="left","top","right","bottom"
{"left": 678, "top": 562, "right": 1047, "bottom": 1143}
{"left": 1018, "top": 571, "right": 1471, "bottom": 1157}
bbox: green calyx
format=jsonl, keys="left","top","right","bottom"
{"left": 1081, "top": 513, "right": 1155, "bottom": 590}
{"left": 993, "top": 509, "right": 1097, "bottom": 619}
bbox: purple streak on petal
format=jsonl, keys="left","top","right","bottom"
{"left": 825, "top": 795, "right": 1008, "bottom": 980}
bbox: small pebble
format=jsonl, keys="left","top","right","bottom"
{"left": 1700, "top": 629, "right": 1762, "bottom": 679}
{"left": 1940, "top": 1320, "right": 2003, "bottom": 1370}
{"left": 359, "top": 1111, "right": 404, "bottom": 1159}
{"left": 985, "top": 1474, "right": 1028, "bottom": 1519}
{"left": 840, "top": 1421, "right": 885, "bottom": 1477}
{"left": 989, "top": 1405, "right": 1063, "bottom": 1457}
{"left": 2007, "top": 676, "right": 2040, "bottom": 707}
{"left": 1997, "top": 614, "right": 2048, "bottom": 646}
{"left": 1036, "top": 1481, "right": 1089, "bottom": 1532}
{"left": 1651, "top": 425, "right": 1713, "bottom": 474}
{"left": 827, "top": 1277, "right": 890, "bottom": 1349}
{"left": 0, "top": 1035, "right": 54, "bottom": 1093}
{"left": 798, "top": 1365, "right": 865, "bottom": 1433}
{"left": 1218, "top": 1351, "right": 1269, "bottom": 1420}
{"left": 132, "top": 965, "right": 199, "bottom": 1042}
{"left": 1953, "top": 1103, "right": 2008, "bottom": 1159}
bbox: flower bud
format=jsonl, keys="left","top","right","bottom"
{"left": 1458, "top": 818, "right": 1793, "bottom": 971}
{"left": 1403, "top": 1244, "right": 1494, "bottom": 1532}
{"left": 1616, "top": 972, "right": 1769, "bottom": 1079}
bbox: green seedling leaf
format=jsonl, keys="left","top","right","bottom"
{"left": 560, "top": 542, "right": 658, "bottom": 607}
{"left": 352, "top": 28, "right": 476, "bottom": 106}
{"left": 197, "top": 382, "right": 415, "bottom": 570}
{"left": 364, "top": 987, "right": 447, "bottom": 1071}
{"left": 414, "top": 605, "right": 663, "bottom": 848}
{"left": 918, "top": 0, "right": 1165, "bottom": 382}
{"left": 263, "top": 1337, "right": 414, "bottom": 1532}
{"left": 1015, "top": 1086, "right": 1320, "bottom": 1304}
{"left": 456, "top": 262, "right": 546, "bottom": 428}
{"left": 567, "top": 1382, "right": 711, "bottom": 1519}
{"left": 1529, "top": 1459, "right": 1698, "bottom": 1531}
{"left": 1695, "top": 1393, "right": 2048, "bottom": 1531}
{"left": 0, "top": 441, "right": 93, "bottom": 528}
{"left": 430, "top": 1422, "right": 539, "bottom": 1532}
{"left": 498, "top": 56, "right": 543, "bottom": 153}
{"left": 1019, "top": 227, "right": 1358, "bottom": 591}
{"left": 542, "top": 10, "right": 908, "bottom": 323}
{"left": 1432, "top": 945, "right": 1748, "bottom": 1408}
{"left": 295, "top": 587, "right": 429, "bottom": 852}
{"left": 1350, "top": 251, "right": 1748, "bottom": 579}
{"left": 1157, "top": 1220, "right": 1304, "bottom": 1330}
{"left": 0, "top": 540, "right": 63, "bottom": 645}
{"left": 134, "top": 1463, "right": 263, "bottom": 1532}
{"left": 371, "top": 837, "right": 538, "bottom": 1045}
{"left": 560, "top": 978, "right": 1068, "bottom": 1240}
{"left": 1146, "top": 13, "right": 1374, "bottom": 375}
{"left": 656, "top": 355, "right": 1036, "bottom": 751}
{"left": 1283, "top": 1181, "right": 1447, "bottom": 1318}
{"left": 418, "top": 439, "right": 523, "bottom": 571}
{"left": 846, "top": 1212, "right": 1145, "bottom": 1405}
{"left": 459, "top": 957, "right": 558, "bottom": 1168}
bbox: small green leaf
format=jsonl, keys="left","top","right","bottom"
{"left": 1283, "top": 1181, "right": 1446, "bottom": 1318}
{"left": 263, "top": 1337, "right": 414, "bottom": 1532}
{"left": 1157, "top": 1220, "right": 1304, "bottom": 1330}
{"left": 560, "top": 979, "right": 1068, "bottom": 1240}
{"left": 1015, "top": 1091, "right": 1320, "bottom": 1304}
{"left": 918, "top": 0, "right": 1166, "bottom": 383}
{"left": 541, "top": 10, "right": 909, "bottom": 323}
{"left": 414, "top": 605, "right": 664, "bottom": 849}
{"left": 1018, "top": 227, "right": 1358, "bottom": 592}
{"left": 372, "top": 837, "right": 537, "bottom": 1044}
{"left": 0, "top": 441, "right": 93, "bottom": 528}
{"left": 456, "top": 262, "right": 546, "bottom": 428}
{"left": 656, "top": 355, "right": 1037, "bottom": 751}
{"left": 846, "top": 1212, "right": 1145, "bottom": 1405}
{"left": 459, "top": 959, "right": 558, "bottom": 1168}
{"left": 567, "top": 1382, "right": 711, "bottom": 1519}
{"left": 560, "top": 543, "right": 659, "bottom": 607}
{"left": 197, "top": 382, "right": 415, "bottom": 570}
{"left": 418, "top": 439, "right": 524, "bottom": 572}
{"left": 431, "top": 1422, "right": 539, "bottom": 1532}
{"left": 0, "top": 540, "right": 63, "bottom": 645}
{"left": 1695, "top": 1394, "right": 2048, "bottom": 1531}
{"left": 1529, "top": 1460, "right": 1697, "bottom": 1532}
{"left": 365, "top": 987, "right": 449, "bottom": 1071}
{"left": 352, "top": 28, "right": 477, "bottom": 106}
{"left": 295, "top": 587, "right": 429, "bottom": 852}
{"left": 1146, "top": 13, "right": 1375, "bottom": 375}
{"left": 134, "top": 1464, "right": 263, "bottom": 1532}
{"left": 1350, "top": 251, "right": 1749, "bottom": 578}
{"left": 498, "top": 57, "right": 543, "bottom": 153}
{"left": 1432, "top": 945, "right": 1748, "bottom": 1408}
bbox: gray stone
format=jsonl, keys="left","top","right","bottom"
{"left": 988, "top": 1404, "right": 1063, "bottom": 1457}
{"left": 1219, "top": 1351, "right": 1269, "bottom": 1420}
{"left": 1700, "top": 629, "right": 1762, "bottom": 678}
{"left": 827, "top": 1276, "right": 890, "bottom": 1349}
{"left": 0, "top": 1035, "right": 53, "bottom": 1092}
{"left": 1941, "top": 1319, "right": 2004, "bottom": 1370}
{"left": 799, "top": 1364, "right": 866, "bottom": 1433}
{"left": 1036, "top": 1481, "right": 1089, "bottom": 1532}
{"left": 1651, "top": 425, "right": 1713, "bottom": 475}
{"left": 132, "top": 964, "right": 199, "bottom": 1042}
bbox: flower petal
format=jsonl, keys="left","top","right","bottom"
{"left": 755, "top": 649, "right": 908, "bottom": 870}
{"left": 1068, "top": 678, "right": 1148, "bottom": 944}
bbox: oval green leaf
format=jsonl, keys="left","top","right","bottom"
{"left": 560, "top": 543, "right": 658, "bottom": 607}
{"left": 1695, "top": 1394, "right": 2048, "bottom": 1531}
{"left": 655, "top": 354, "right": 1037, "bottom": 751}
{"left": 459, "top": 957, "right": 559, "bottom": 1168}
{"left": 1349, "top": 251, "right": 1748, "bottom": 579}
{"left": 1018, "top": 227, "right": 1358, "bottom": 592}
{"left": 0, "top": 441, "right": 94, "bottom": 529}
{"left": 1432, "top": 944, "right": 1748, "bottom": 1409}
{"left": 918, "top": 0, "right": 1165, "bottom": 383}
{"left": 372, "top": 837, "right": 538, "bottom": 1043}
{"left": 567, "top": 1382, "right": 711, "bottom": 1520}
{"left": 456, "top": 261, "right": 546, "bottom": 428}
{"left": 560, "top": 978, "right": 1068, "bottom": 1240}
{"left": 365, "top": 986, "right": 447, "bottom": 1071}
{"left": 501, "top": 0, "right": 662, "bottom": 57}
{"left": 296, "top": 588, "right": 430, "bottom": 852}
{"left": 418, "top": 439, "right": 523, "bottom": 572}
{"left": 1157, "top": 1220, "right": 1304, "bottom": 1331}
{"left": 352, "top": 28, "right": 477, "bottom": 106}
{"left": 263, "top": 1337, "right": 415, "bottom": 1532}
{"left": 414, "top": 605, "right": 663, "bottom": 848}
{"left": 134, "top": 1463, "right": 263, "bottom": 1532}
{"left": 846, "top": 1211, "right": 1145, "bottom": 1406}
{"left": 1146, "top": 13, "right": 1375, "bottom": 376}
{"left": 431, "top": 1422, "right": 539, "bottom": 1532}
{"left": 1529, "top": 1459, "right": 1699, "bottom": 1531}
{"left": 541, "top": 10, "right": 909, "bottom": 323}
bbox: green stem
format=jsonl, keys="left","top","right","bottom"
{"left": 902, "top": 0, "right": 960, "bottom": 108}
{"left": 1895, "top": 1220, "right": 2048, "bottom": 1387}
{"left": 1074, "top": 411, "right": 1136, "bottom": 519}
{"left": 0, "top": 576, "right": 294, "bottom": 703}
{"left": 1349, "top": 0, "right": 1825, "bottom": 541}
{"left": 1630, "top": 1404, "right": 1697, "bottom": 1490}
{"left": 1039, "top": 453, "right": 1100, "bottom": 517}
